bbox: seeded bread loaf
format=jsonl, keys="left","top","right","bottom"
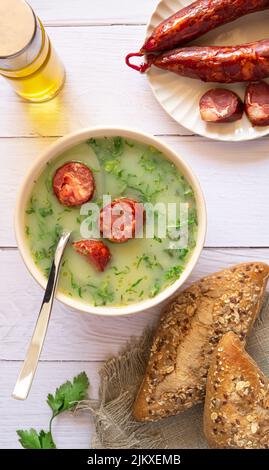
{"left": 133, "top": 262, "right": 269, "bottom": 422}
{"left": 204, "top": 332, "right": 269, "bottom": 449}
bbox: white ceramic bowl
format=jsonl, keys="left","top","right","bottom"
{"left": 14, "top": 127, "right": 207, "bottom": 316}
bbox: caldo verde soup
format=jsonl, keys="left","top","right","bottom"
{"left": 25, "top": 137, "right": 198, "bottom": 307}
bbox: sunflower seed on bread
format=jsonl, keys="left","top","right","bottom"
{"left": 204, "top": 331, "right": 269, "bottom": 449}
{"left": 133, "top": 262, "right": 269, "bottom": 422}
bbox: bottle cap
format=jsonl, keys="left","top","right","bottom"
{"left": 0, "top": 0, "right": 36, "bottom": 58}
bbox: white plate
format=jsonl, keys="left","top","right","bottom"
{"left": 146, "top": 0, "right": 269, "bottom": 141}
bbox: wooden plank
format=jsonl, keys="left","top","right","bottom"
{"left": 0, "top": 26, "right": 190, "bottom": 138}
{"left": 1, "top": 136, "right": 269, "bottom": 247}
{"left": 1, "top": 248, "right": 269, "bottom": 362}
{"left": 31, "top": 0, "right": 156, "bottom": 25}
{"left": 0, "top": 361, "right": 100, "bottom": 449}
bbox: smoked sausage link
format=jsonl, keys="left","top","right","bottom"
{"left": 245, "top": 80, "right": 269, "bottom": 126}
{"left": 73, "top": 240, "right": 111, "bottom": 272}
{"left": 199, "top": 88, "right": 244, "bottom": 122}
{"left": 142, "top": 0, "right": 269, "bottom": 53}
{"left": 150, "top": 40, "right": 269, "bottom": 83}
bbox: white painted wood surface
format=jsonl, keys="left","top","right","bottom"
{"left": 0, "top": 25, "right": 188, "bottom": 137}
{"left": 1, "top": 0, "right": 269, "bottom": 449}
{"left": 31, "top": 0, "right": 157, "bottom": 25}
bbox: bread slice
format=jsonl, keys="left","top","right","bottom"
{"left": 133, "top": 262, "right": 269, "bottom": 422}
{"left": 204, "top": 332, "right": 269, "bottom": 449}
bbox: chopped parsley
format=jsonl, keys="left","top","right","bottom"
{"left": 164, "top": 265, "right": 184, "bottom": 281}
{"left": 112, "top": 266, "right": 130, "bottom": 276}
{"left": 136, "top": 253, "right": 162, "bottom": 270}
{"left": 70, "top": 273, "right": 83, "bottom": 298}
{"left": 38, "top": 206, "right": 53, "bottom": 218}
{"left": 26, "top": 196, "right": 36, "bottom": 214}
{"left": 164, "top": 247, "right": 189, "bottom": 260}
{"left": 92, "top": 282, "right": 114, "bottom": 306}
{"left": 126, "top": 277, "right": 144, "bottom": 293}
{"left": 150, "top": 280, "right": 161, "bottom": 298}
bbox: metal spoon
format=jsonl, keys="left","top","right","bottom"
{"left": 12, "top": 231, "right": 71, "bottom": 400}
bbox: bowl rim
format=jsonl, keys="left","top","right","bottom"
{"left": 14, "top": 126, "right": 207, "bottom": 316}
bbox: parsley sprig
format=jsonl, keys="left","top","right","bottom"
{"left": 17, "top": 372, "right": 89, "bottom": 449}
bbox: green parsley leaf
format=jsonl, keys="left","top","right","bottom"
{"left": 164, "top": 265, "right": 184, "bottom": 281}
{"left": 139, "top": 146, "right": 161, "bottom": 173}
{"left": 150, "top": 280, "right": 161, "bottom": 298}
{"left": 136, "top": 253, "right": 162, "bottom": 269}
{"left": 26, "top": 208, "right": 35, "bottom": 214}
{"left": 39, "top": 430, "right": 56, "bottom": 449}
{"left": 17, "top": 429, "right": 56, "bottom": 449}
{"left": 164, "top": 247, "right": 189, "bottom": 260}
{"left": 34, "top": 248, "right": 49, "bottom": 262}
{"left": 188, "top": 208, "right": 198, "bottom": 226}
{"left": 47, "top": 372, "right": 89, "bottom": 417}
{"left": 87, "top": 136, "right": 123, "bottom": 159}
{"left": 124, "top": 139, "right": 134, "bottom": 148}
{"left": 26, "top": 196, "right": 36, "bottom": 214}
{"left": 112, "top": 266, "right": 130, "bottom": 276}
{"left": 126, "top": 277, "right": 144, "bottom": 293}
{"left": 93, "top": 282, "right": 114, "bottom": 306}
{"left": 38, "top": 207, "right": 53, "bottom": 218}
{"left": 17, "top": 372, "right": 90, "bottom": 449}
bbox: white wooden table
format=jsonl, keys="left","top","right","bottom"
{"left": 1, "top": 0, "right": 269, "bottom": 449}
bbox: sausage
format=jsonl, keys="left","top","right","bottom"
{"left": 245, "top": 80, "right": 269, "bottom": 126}
{"left": 72, "top": 240, "right": 111, "bottom": 272}
{"left": 147, "top": 40, "right": 269, "bottom": 83}
{"left": 125, "top": 0, "right": 269, "bottom": 69}
{"left": 53, "top": 162, "right": 95, "bottom": 207}
{"left": 100, "top": 198, "right": 145, "bottom": 243}
{"left": 199, "top": 88, "right": 244, "bottom": 123}
{"left": 142, "top": 0, "right": 269, "bottom": 53}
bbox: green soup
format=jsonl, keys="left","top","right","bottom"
{"left": 25, "top": 137, "right": 198, "bottom": 307}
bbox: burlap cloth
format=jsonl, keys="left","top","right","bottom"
{"left": 77, "top": 293, "right": 269, "bottom": 449}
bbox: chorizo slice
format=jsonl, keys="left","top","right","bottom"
{"left": 100, "top": 198, "right": 145, "bottom": 243}
{"left": 72, "top": 240, "right": 111, "bottom": 272}
{"left": 146, "top": 40, "right": 269, "bottom": 83}
{"left": 53, "top": 162, "right": 95, "bottom": 207}
{"left": 245, "top": 81, "right": 269, "bottom": 126}
{"left": 199, "top": 88, "right": 244, "bottom": 123}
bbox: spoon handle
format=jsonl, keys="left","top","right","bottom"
{"left": 12, "top": 231, "right": 71, "bottom": 400}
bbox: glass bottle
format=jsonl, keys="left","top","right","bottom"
{"left": 0, "top": 0, "right": 66, "bottom": 102}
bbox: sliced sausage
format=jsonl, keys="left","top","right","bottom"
{"left": 53, "top": 162, "right": 95, "bottom": 207}
{"left": 245, "top": 81, "right": 269, "bottom": 126}
{"left": 142, "top": 0, "right": 269, "bottom": 53}
{"left": 199, "top": 89, "right": 244, "bottom": 123}
{"left": 146, "top": 40, "right": 269, "bottom": 83}
{"left": 100, "top": 198, "right": 145, "bottom": 243}
{"left": 72, "top": 240, "right": 111, "bottom": 272}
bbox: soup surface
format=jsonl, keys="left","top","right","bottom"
{"left": 25, "top": 137, "right": 198, "bottom": 307}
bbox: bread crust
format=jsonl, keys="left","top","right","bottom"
{"left": 133, "top": 262, "right": 269, "bottom": 422}
{"left": 204, "top": 332, "right": 269, "bottom": 449}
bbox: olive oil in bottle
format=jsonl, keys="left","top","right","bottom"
{"left": 0, "top": 0, "right": 65, "bottom": 102}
